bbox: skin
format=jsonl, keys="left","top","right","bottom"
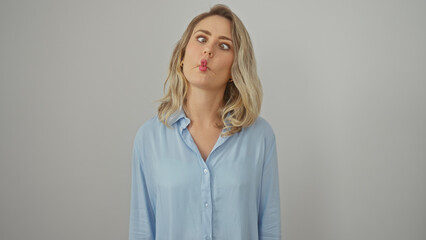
{"left": 181, "top": 15, "right": 234, "bottom": 161}
{"left": 182, "top": 15, "right": 234, "bottom": 91}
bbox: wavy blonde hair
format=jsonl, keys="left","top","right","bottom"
{"left": 157, "top": 4, "right": 262, "bottom": 136}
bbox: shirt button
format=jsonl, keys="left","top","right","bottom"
{"left": 205, "top": 202, "right": 209, "bottom": 207}
{"left": 204, "top": 169, "right": 208, "bottom": 174}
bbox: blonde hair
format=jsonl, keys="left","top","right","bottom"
{"left": 157, "top": 4, "right": 262, "bottom": 136}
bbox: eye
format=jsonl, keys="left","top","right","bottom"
{"left": 196, "top": 36, "right": 207, "bottom": 43}
{"left": 220, "top": 43, "right": 231, "bottom": 50}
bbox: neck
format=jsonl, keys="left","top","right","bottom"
{"left": 184, "top": 86, "right": 225, "bottom": 129}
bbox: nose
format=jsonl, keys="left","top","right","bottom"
{"left": 203, "top": 49, "right": 213, "bottom": 58}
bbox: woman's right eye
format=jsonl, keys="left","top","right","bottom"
{"left": 196, "top": 36, "right": 207, "bottom": 43}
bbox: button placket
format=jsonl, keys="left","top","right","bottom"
{"left": 200, "top": 158, "right": 212, "bottom": 240}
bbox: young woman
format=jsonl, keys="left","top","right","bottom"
{"left": 129, "top": 4, "right": 281, "bottom": 240}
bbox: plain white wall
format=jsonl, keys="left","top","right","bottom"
{"left": 1, "top": 0, "right": 425, "bottom": 239}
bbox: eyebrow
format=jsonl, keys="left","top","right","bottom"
{"left": 194, "top": 29, "right": 233, "bottom": 42}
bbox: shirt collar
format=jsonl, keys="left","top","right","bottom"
{"left": 168, "top": 108, "right": 190, "bottom": 129}
{"left": 168, "top": 108, "right": 231, "bottom": 136}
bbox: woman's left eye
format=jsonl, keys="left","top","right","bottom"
{"left": 220, "top": 43, "right": 231, "bottom": 50}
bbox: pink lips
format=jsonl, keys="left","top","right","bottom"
{"left": 199, "top": 59, "right": 207, "bottom": 72}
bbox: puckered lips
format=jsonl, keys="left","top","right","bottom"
{"left": 199, "top": 59, "right": 207, "bottom": 72}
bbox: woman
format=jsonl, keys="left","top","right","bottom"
{"left": 129, "top": 4, "right": 281, "bottom": 240}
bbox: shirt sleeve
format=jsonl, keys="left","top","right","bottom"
{"left": 129, "top": 135, "right": 155, "bottom": 240}
{"left": 258, "top": 135, "right": 282, "bottom": 240}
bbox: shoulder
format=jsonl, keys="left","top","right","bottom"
{"left": 244, "top": 116, "right": 275, "bottom": 137}
{"left": 242, "top": 116, "right": 276, "bottom": 146}
{"left": 250, "top": 116, "right": 275, "bottom": 135}
{"left": 133, "top": 115, "right": 166, "bottom": 143}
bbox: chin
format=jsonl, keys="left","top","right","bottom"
{"left": 188, "top": 80, "right": 212, "bottom": 90}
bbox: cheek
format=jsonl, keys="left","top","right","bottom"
{"left": 184, "top": 42, "right": 199, "bottom": 59}
{"left": 222, "top": 55, "right": 234, "bottom": 72}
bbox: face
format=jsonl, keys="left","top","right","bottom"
{"left": 182, "top": 15, "right": 234, "bottom": 91}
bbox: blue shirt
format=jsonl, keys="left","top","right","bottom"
{"left": 129, "top": 109, "right": 281, "bottom": 240}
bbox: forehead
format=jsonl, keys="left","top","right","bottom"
{"left": 193, "top": 15, "right": 232, "bottom": 37}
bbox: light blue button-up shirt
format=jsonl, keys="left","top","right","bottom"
{"left": 129, "top": 109, "right": 281, "bottom": 240}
